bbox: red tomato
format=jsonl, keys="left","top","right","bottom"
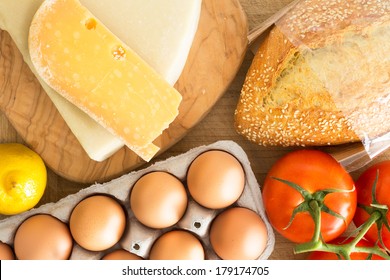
{"left": 262, "top": 150, "right": 357, "bottom": 244}
{"left": 353, "top": 161, "right": 390, "bottom": 249}
{"left": 307, "top": 237, "right": 385, "bottom": 260}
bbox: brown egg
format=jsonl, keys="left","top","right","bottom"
{"left": 187, "top": 150, "right": 245, "bottom": 209}
{"left": 130, "top": 171, "right": 187, "bottom": 229}
{"left": 102, "top": 249, "right": 143, "bottom": 260}
{"left": 0, "top": 241, "right": 15, "bottom": 260}
{"left": 149, "top": 230, "right": 204, "bottom": 260}
{"left": 69, "top": 195, "right": 126, "bottom": 251}
{"left": 14, "top": 214, "right": 73, "bottom": 260}
{"left": 210, "top": 207, "right": 268, "bottom": 260}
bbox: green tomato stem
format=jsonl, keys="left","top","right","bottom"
{"left": 294, "top": 209, "right": 390, "bottom": 259}
{"left": 294, "top": 200, "right": 323, "bottom": 254}
{"left": 309, "top": 200, "right": 322, "bottom": 243}
{"left": 353, "top": 245, "right": 390, "bottom": 260}
{"left": 349, "top": 211, "right": 381, "bottom": 248}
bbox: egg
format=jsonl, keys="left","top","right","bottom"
{"left": 69, "top": 195, "right": 126, "bottom": 251}
{"left": 13, "top": 214, "right": 73, "bottom": 260}
{"left": 130, "top": 171, "right": 187, "bottom": 229}
{"left": 101, "top": 249, "right": 143, "bottom": 260}
{"left": 149, "top": 230, "right": 205, "bottom": 260}
{"left": 187, "top": 150, "right": 245, "bottom": 209}
{"left": 209, "top": 207, "right": 268, "bottom": 260}
{"left": 0, "top": 241, "right": 15, "bottom": 260}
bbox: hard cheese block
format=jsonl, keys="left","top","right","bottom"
{"left": 28, "top": 0, "right": 183, "bottom": 162}
{"left": 0, "top": 0, "right": 201, "bottom": 162}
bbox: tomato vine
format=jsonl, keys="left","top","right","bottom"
{"left": 288, "top": 169, "right": 389, "bottom": 259}
{"left": 262, "top": 150, "right": 390, "bottom": 260}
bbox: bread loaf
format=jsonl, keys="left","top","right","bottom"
{"left": 235, "top": 0, "right": 390, "bottom": 147}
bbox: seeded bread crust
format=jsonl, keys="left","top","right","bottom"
{"left": 235, "top": 0, "right": 390, "bottom": 147}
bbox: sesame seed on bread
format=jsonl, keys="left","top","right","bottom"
{"left": 235, "top": 0, "right": 390, "bottom": 147}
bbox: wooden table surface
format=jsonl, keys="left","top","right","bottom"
{"left": 1, "top": 0, "right": 389, "bottom": 260}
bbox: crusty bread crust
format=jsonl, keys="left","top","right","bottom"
{"left": 235, "top": 0, "right": 390, "bottom": 147}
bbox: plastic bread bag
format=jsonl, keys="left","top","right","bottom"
{"left": 276, "top": 0, "right": 390, "bottom": 169}
{"left": 244, "top": 0, "right": 390, "bottom": 171}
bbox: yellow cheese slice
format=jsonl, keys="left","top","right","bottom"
{"left": 28, "top": 0, "right": 182, "bottom": 161}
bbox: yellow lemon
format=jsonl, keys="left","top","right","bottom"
{"left": 0, "top": 143, "right": 47, "bottom": 215}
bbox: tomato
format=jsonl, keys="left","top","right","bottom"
{"left": 262, "top": 150, "right": 357, "bottom": 244}
{"left": 307, "top": 237, "right": 385, "bottom": 260}
{"left": 353, "top": 161, "right": 390, "bottom": 249}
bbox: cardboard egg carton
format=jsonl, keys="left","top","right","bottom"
{"left": 0, "top": 140, "right": 275, "bottom": 260}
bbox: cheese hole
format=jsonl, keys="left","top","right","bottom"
{"left": 112, "top": 45, "right": 126, "bottom": 60}
{"left": 85, "top": 18, "right": 97, "bottom": 30}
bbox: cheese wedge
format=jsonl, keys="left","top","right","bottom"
{"left": 28, "top": 0, "right": 183, "bottom": 161}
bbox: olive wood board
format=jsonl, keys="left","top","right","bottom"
{"left": 0, "top": 0, "right": 248, "bottom": 183}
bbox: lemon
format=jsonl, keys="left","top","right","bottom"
{"left": 0, "top": 143, "right": 47, "bottom": 215}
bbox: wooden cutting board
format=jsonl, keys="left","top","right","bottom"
{"left": 0, "top": 0, "right": 248, "bottom": 183}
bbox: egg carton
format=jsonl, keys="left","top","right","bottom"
{"left": 0, "top": 140, "right": 275, "bottom": 260}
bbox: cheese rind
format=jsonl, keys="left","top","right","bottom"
{"left": 28, "top": 0, "right": 182, "bottom": 161}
